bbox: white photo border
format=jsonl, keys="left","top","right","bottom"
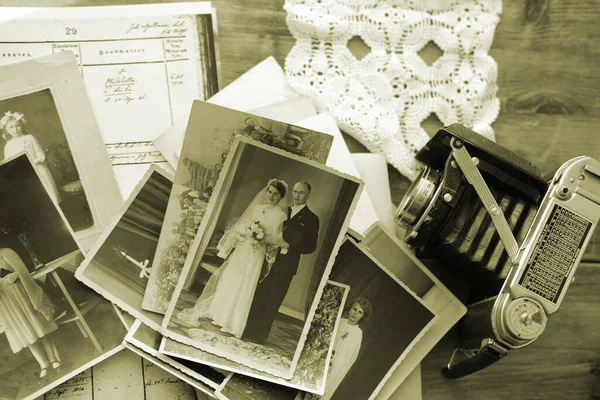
{"left": 160, "top": 281, "right": 349, "bottom": 395}
{"left": 123, "top": 319, "right": 219, "bottom": 397}
{"left": 0, "top": 52, "right": 122, "bottom": 251}
{"left": 75, "top": 164, "right": 173, "bottom": 332}
{"left": 360, "top": 222, "right": 468, "bottom": 399}
{"left": 331, "top": 236, "right": 440, "bottom": 400}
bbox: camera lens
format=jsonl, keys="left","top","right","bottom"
{"left": 394, "top": 167, "right": 440, "bottom": 231}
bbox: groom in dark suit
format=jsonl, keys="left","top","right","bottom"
{"left": 243, "top": 181, "right": 320, "bottom": 344}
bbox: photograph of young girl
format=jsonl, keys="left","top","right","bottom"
{"left": 0, "top": 154, "right": 127, "bottom": 400}
{"left": 0, "top": 89, "right": 94, "bottom": 233}
{"left": 163, "top": 138, "right": 362, "bottom": 378}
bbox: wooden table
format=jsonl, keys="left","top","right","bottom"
{"left": 4, "top": 0, "right": 599, "bottom": 398}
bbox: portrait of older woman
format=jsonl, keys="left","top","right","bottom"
{"left": 0, "top": 248, "right": 61, "bottom": 379}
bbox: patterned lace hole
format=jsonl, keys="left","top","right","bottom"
{"left": 418, "top": 41, "right": 443, "bottom": 66}
{"left": 347, "top": 36, "right": 371, "bottom": 61}
{"left": 421, "top": 112, "right": 443, "bottom": 137}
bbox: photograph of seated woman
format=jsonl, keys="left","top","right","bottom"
{"left": 0, "top": 248, "right": 61, "bottom": 379}
{"left": 0, "top": 111, "right": 61, "bottom": 204}
{"left": 177, "top": 178, "right": 290, "bottom": 338}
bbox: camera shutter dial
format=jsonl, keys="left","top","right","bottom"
{"left": 503, "top": 297, "right": 547, "bottom": 341}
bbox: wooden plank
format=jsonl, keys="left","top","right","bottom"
{"left": 422, "top": 263, "right": 600, "bottom": 399}
{"left": 493, "top": 0, "right": 600, "bottom": 54}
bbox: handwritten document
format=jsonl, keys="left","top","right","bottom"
{"left": 0, "top": 3, "right": 218, "bottom": 196}
{"left": 43, "top": 350, "right": 197, "bottom": 400}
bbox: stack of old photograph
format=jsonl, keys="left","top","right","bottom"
{"left": 0, "top": 3, "right": 466, "bottom": 400}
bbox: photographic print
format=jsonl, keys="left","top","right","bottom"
{"left": 296, "top": 237, "right": 437, "bottom": 400}
{"left": 161, "top": 281, "right": 348, "bottom": 395}
{"left": 76, "top": 165, "right": 173, "bottom": 331}
{"left": 162, "top": 137, "right": 362, "bottom": 378}
{"left": 0, "top": 154, "right": 127, "bottom": 400}
{"left": 359, "top": 222, "right": 467, "bottom": 399}
{"left": 0, "top": 3, "right": 219, "bottom": 198}
{"left": 142, "top": 101, "right": 334, "bottom": 314}
{"left": 0, "top": 52, "right": 121, "bottom": 251}
{"left": 125, "top": 319, "right": 226, "bottom": 393}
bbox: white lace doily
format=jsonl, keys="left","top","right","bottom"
{"left": 284, "top": 0, "right": 502, "bottom": 180}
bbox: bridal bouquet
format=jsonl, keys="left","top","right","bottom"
{"left": 238, "top": 220, "right": 266, "bottom": 250}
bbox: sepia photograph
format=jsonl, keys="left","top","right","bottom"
{"left": 76, "top": 165, "right": 173, "bottom": 331}
{"left": 162, "top": 137, "right": 362, "bottom": 378}
{"left": 0, "top": 154, "right": 127, "bottom": 400}
{"left": 142, "top": 101, "right": 334, "bottom": 315}
{"left": 0, "top": 90, "right": 93, "bottom": 233}
{"left": 216, "top": 374, "right": 299, "bottom": 400}
{"left": 125, "top": 319, "right": 227, "bottom": 393}
{"left": 297, "top": 237, "right": 437, "bottom": 400}
{"left": 359, "top": 222, "right": 467, "bottom": 399}
{"left": 161, "top": 281, "right": 348, "bottom": 395}
{"left": 0, "top": 52, "right": 122, "bottom": 251}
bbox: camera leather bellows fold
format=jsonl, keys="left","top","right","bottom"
{"left": 395, "top": 123, "right": 600, "bottom": 378}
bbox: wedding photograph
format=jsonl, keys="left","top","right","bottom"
{"left": 162, "top": 137, "right": 362, "bottom": 378}
{"left": 142, "top": 101, "right": 335, "bottom": 315}
{"left": 76, "top": 166, "right": 173, "bottom": 331}
{"left": 0, "top": 154, "right": 127, "bottom": 400}
{"left": 304, "top": 238, "right": 437, "bottom": 400}
{"left": 161, "top": 281, "right": 349, "bottom": 395}
{"left": 0, "top": 53, "right": 121, "bottom": 251}
{"left": 125, "top": 319, "right": 227, "bottom": 391}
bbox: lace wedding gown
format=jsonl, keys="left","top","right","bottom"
{"left": 178, "top": 204, "right": 287, "bottom": 338}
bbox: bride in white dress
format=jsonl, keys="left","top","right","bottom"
{"left": 177, "top": 178, "right": 290, "bottom": 338}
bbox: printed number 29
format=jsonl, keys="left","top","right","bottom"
{"left": 66, "top": 27, "right": 77, "bottom": 35}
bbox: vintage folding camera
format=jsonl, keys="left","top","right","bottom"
{"left": 394, "top": 124, "right": 600, "bottom": 378}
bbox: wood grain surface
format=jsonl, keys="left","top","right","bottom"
{"left": 2, "top": 0, "right": 599, "bottom": 398}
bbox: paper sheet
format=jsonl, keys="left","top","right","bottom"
{"left": 44, "top": 350, "right": 198, "bottom": 400}
{"left": 154, "top": 56, "right": 308, "bottom": 170}
{"left": 0, "top": 3, "right": 218, "bottom": 198}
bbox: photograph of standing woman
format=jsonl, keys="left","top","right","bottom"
{"left": 0, "top": 248, "right": 61, "bottom": 379}
{"left": 317, "top": 239, "right": 435, "bottom": 400}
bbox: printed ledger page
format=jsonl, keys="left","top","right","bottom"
{"left": 0, "top": 3, "right": 218, "bottom": 195}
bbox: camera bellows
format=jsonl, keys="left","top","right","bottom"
{"left": 436, "top": 186, "right": 538, "bottom": 292}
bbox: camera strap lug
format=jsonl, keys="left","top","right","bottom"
{"left": 442, "top": 338, "right": 509, "bottom": 379}
{"left": 449, "top": 138, "right": 519, "bottom": 263}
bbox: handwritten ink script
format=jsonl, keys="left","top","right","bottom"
{"left": 44, "top": 351, "right": 197, "bottom": 400}
{"left": 44, "top": 371, "right": 91, "bottom": 399}
{"left": 0, "top": 5, "right": 214, "bottom": 162}
{"left": 104, "top": 68, "right": 147, "bottom": 105}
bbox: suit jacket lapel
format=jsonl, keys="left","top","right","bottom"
{"left": 291, "top": 205, "right": 310, "bottom": 221}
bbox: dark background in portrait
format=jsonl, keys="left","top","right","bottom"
{"left": 0, "top": 155, "right": 79, "bottom": 268}
{"left": 0, "top": 89, "right": 93, "bottom": 232}
{"left": 189, "top": 142, "right": 357, "bottom": 318}
{"left": 328, "top": 240, "right": 435, "bottom": 400}
{"left": 83, "top": 171, "right": 172, "bottom": 303}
